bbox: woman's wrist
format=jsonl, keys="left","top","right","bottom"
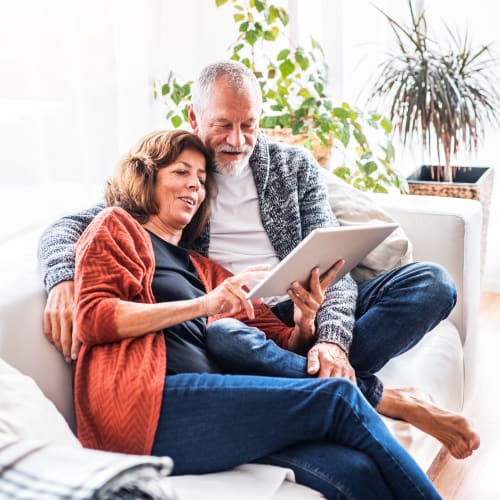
{"left": 196, "top": 295, "right": 209, "bottom": 317}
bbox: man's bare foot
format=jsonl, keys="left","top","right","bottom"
{"left": 377, "top": 387, "right": 480, "bottom": 459}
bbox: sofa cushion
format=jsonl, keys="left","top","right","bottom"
{"left": 320, "top": 169, "right": 413, "bottom": 282}
{"left": 0, "top": 358, "right": 80, "bottom": 447}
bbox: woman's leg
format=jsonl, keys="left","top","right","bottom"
{"left": 206, "top": 318, "right": 309, "bottom": 377}
{"left": 256, "top": 441, "right": 395, "bottom": 500}
{"left": 206, "top": 318, "right": 380, "bottom": 406}
{"left": 206, "top": 266, "right": 477, "bottom": 459}
{"left": 151, "top": 373, "right": 440, "bottom": 499}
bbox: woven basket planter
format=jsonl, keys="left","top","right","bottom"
{"left": 407, "top": 165, "right": 494, "bottom": 271}
{"left": 260, "top": 128, "right": 331, "bottom": 168}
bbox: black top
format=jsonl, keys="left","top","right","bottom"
{"left": 147, "top": 230, "right": 221, "bottom": 374}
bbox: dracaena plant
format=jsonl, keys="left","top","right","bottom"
{"left": 368, "top": 0, "right": 500, "bottom": 182}
{"left": 154, "top": 0, "right": 407, "bottom": 193}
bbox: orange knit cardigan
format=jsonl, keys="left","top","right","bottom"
{"left": 73, "top": 207, "right": 293, "bottom": 455}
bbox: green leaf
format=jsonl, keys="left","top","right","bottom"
{"left": 254, "top": 0, "right": 265, "bottom": 12}
{"left": 301, "top": 97, "right": 316, "bottom": 108}
{"left": 171, "top": 115, "right": 183, "bottom": 128}
{"left": 233, "top": 43, "right": 244, "bottom": 53}
{"left": 161, "top": 83, "right": 170, "bottom": 96}
{"left": 314, "top": 82, "right": 324, "bottom": 96}
{"left": 215, "top": 0, "right": 228, "bottom": 6}
{"left": 277, "top": 49, "right": 290, "bottom": 61}
{"left": 278, "top": 8, "right": 289, "bottom": 26}
{"left": 264, "top": 30, "right": 277, "bottom": 41}
{"left": 295, "top": 50, "right": 309, "bottom": 70}
{"left": 239, "top": 21, "right": 249, "bottom": 32}
{"left": 233, "top": 14, "right": 245, "bottom": 22}
{"left": 374, "top": 184, "right": 389, "bottom": 193}
{"left": 279, "top": 59, "right": 295, "bottom": 78}
{"left": 339, "top": 124, "right": 350, "bottom": 147}
{"left": 277, "top": 113, "right": 291, "bottom": 127}
{"left": 268, "top": 5, "right": 279, "bottom": 24}
{"left": 380, "top": 117, "right": 393, "bottom": 134}
{"left": 332, "top": 107, "right": 350, "bottom": 120}
{"left": 245, "top": 30, "right": 258, "bottom": 45}
{"left": 333, "top": 166, "right": 351, "bottom": 180}
{"left": 294, "top": 107, "right": 307, "bottom": 118}
{"left": 291, "top": 120, "right": 304, "bottom": 134}
{"left": 361, "top": 161, "right": 378, "bottom": 175}
{"left": 261, "top": 116, "right": 279, "bottom": 128}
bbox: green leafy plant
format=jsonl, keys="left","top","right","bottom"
{"left": 368, "top": 0, "right": 500, "bottom": 182}
{"left": 154, "top": 0, "right": 407, "bottom": 193}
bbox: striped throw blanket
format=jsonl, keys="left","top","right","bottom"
{"left": 0, "top": 437, "right": 175, "bottom": 499}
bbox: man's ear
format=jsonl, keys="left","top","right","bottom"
{"left": 188, "top": 104, "right": 198, "bottom": 132}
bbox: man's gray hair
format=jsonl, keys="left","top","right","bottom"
{"left": 191, "top": 60, "right": 262, "bottom": 116}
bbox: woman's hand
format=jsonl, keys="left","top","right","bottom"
{"left": 203, "top": 265, "right": 270, "bottom": 320}
{"left": 288, "top": 259, "right": 345, "bottom": 352}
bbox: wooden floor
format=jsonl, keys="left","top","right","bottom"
{"left": 432, "top": 292, "right": 500, "bottom": 499}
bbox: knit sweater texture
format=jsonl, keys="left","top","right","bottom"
{"left": 74, "top": 206, "right": 293, "bottom": 454}
{"left": 39, "top": 134, "right": 358, "bottom": 351}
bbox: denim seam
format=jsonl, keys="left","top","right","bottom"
{"left": 335, "top": 392, "right": 432, "bottom": 500}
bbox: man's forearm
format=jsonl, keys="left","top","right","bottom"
{"left": 38, "top": 203, "right": 105, "bottom": 292}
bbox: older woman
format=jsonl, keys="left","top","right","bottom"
{"left": 73, "top": 129, "right": 441, "bottom": 499}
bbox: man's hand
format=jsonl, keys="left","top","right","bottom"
{"left": 43, "top": 280, "right": 81, "bottom": 362}
{"left": 307, "top": 342, "right": 356, "bottom": 383}
{"left": 288, "top": 260, "right": 345, "bottom": 352}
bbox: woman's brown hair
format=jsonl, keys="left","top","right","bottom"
{"left": 105, "top": 129, "right": 215, "bottom": 245}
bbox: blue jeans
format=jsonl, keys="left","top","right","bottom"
{"left": 152, "top": 373, "right": 440, "bottom": 499}
{"left": 206, "top": 262, "right": 457, "bottom": 407}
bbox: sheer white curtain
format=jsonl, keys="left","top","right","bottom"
{"left": 1, "top": 0, "right": 499, "bottom": 241}
{"left": 0, "top": 0, "right": 233, "bottom": 241}
{"left": 0, "top": 0, "right": 234, "bottom": 189}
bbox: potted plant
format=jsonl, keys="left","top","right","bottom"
{"left": 368, "top": 1, "right": 499, "bottom": 187}
{"left": 153, "top": 0, "right": 407, "bottom": 194}
{"left": 367, "top": 0, "right": 500, "bottom": 266}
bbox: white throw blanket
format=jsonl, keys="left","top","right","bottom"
{"left": 0, "top": 436, "right": 175, "bottom": 499}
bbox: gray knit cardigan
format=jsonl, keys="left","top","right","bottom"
{"left": 38, "top": 134, "right": 358, "bottom": 351}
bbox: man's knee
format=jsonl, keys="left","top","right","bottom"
{"left": 414, "top": 262, "right": 457, "bottom": 309}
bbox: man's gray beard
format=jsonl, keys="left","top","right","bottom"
{"left": 214, "top": 155, "right": 251, "bottom": 176}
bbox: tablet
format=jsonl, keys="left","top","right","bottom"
{"left": 246, "top": 223, "right": 398, "bottom": 299}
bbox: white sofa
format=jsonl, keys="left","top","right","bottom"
{"left": 0, "top": 183, "right": 482, "bottom": 498}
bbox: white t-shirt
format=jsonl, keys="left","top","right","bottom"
{"left": 208, "top": 166, "right": 280, "bottom": 280}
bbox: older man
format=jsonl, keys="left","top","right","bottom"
{"left": 39, "top": 61, "right": 478, "bottom": 459}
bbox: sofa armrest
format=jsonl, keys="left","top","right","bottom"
{"left": 371, "top": 193, "right": 482, "bottom": 401}
{"left": 0, "top": 229, "right": 75, "bottom": 430}
{"left": 371, "top": 194, "right": 481, "bottom": 343}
